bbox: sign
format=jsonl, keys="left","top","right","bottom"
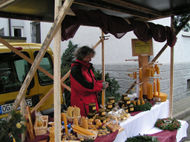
{"left": 132, "top": 39, "right": 153, "bottom": 56}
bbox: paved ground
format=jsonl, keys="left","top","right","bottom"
{"left": 173, "top": 96, "right": 190, "bottom": 142}
{"left": 173, "top": 96, "right": 190, "bottom": 117}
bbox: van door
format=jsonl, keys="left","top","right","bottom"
{"left": 0, "top": 52, "right": 39, "bottom": 116}
{"left": 33, "top": 51, "right": 54, "bottom": 113}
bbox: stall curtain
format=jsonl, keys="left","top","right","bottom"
{"left": 61, "top": 9, "right": 176, "bottom": 47}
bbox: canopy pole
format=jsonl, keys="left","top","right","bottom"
{"left": 54, "top": 0, "right": 62, "bottom": 141}
{"left": 169, "top": 15, "right": 175, "bottom": 118}
{"left": 12, "top": 0, "right": 73, "bottom": 111}
{"left": 169, "top": 43, "right": 174, "bottom": 118}
{"left": 93, "top": 38, "right": 102, "bottom": 49}
{"left": 101, "top": 31, "right": 106, "bottom": 108}
{"left": 150, "top": 44, "right": 168, "bottom": 64}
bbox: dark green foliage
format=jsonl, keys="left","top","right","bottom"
{"left": 155, "top": 118, "right": 181, "bottom": 131}
{"left": 0, "top": 111, "right": 26, "bottom": 142}
{"left": 126, "top": 135, "right": 159, "bottom": 142}
{"left": 134, "top": 101, "right": 152, "bottom": 111}
{"left": 61, "top": 41, "right": 78, "bottom": 107}
{"left": 61, "top": 41, "right": 120, "bottom": 107}
{"left": 61, "top": 41, "right": 78, "bottom": 68}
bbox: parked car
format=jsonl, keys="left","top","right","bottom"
{"left": 0, "top": 43, "right": 57, "bottom": 118}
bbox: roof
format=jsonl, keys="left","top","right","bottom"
{"left": 0, "top": 0, "right": 190, "bottom": 22}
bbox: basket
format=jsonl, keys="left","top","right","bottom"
{"left": 66, "top": 115, "right": 81, "bottom": 122}
{"left": 77, "top": 130, "right": 98, "bottom": 140}
{"left": 34, "top": 115, "right": 48, "bottom": 136}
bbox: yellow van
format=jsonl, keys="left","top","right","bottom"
{"left": 0, "top": 43, "right": 54, "bottom": 118}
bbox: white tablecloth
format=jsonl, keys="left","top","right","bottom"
{"left": 114, "top": 100, "right": 188, "bottom": 142}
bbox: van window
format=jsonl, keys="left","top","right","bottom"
{"left": 34, "top": 52, "right": 53, "bottom": 86}
{"left": 14, "top": 60, "right": 29, "bottom": 82}
{"left": 0, "top": 52, "right": 33, "bottom": 94}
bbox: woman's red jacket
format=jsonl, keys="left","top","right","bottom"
{"left": 70, "top": 59, "right": 103, "bottom": 116}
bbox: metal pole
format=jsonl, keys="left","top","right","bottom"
{"left": 169, "top": 15, "right": 175, "bottom": 118}
{"left": 8, "top": 18, "right": 11, "bottom": 36}
{"left": 101, "top": 31, "right": 105, "bottom": 108}
{"left": 54, "top": 0, "right": 61, "bottom": 141}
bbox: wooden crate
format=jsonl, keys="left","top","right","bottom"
{"left": 34, "top": 115, "right": 48, "bottom": 136}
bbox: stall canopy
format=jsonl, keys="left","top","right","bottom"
{"left": 0, "top": 0, "right": 190, "bottom": 22}
{"left": 1, "top": 0, "right": 188, "bottom": 46}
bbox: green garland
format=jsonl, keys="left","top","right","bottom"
{"left": 0, "top": 111, "right": 26, "bottom": 142}
{"left": 155, "top": 118, "right": 181, "bottom": 131}
{"left": 134, "top": 101, "right": 152, "bottom": 111}
{"left": 126, "top": 135, "right": 159, "bottom": 142}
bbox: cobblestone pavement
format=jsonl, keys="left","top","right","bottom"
{"left": 173, "top": 96, "right": 190, "bottom": 142}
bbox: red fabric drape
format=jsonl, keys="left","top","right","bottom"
{"left": 149, "top": 130, "right": 177, "bottom": 142}
{"left": 61, "top": 9, "right": 176, "bottom": 47}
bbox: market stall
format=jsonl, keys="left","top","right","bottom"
{"left": 0, "top": 0, "right": 190, "bottom": 142}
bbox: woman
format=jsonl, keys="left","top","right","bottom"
{"left": 70, "top": 46, "right": 108, "bottom": 116}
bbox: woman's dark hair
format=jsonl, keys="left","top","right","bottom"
{"left": 75, "top": 46, "right": 95, "bottom": 60}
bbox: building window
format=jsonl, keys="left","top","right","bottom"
{"left": 14, "top": 28, "right": 22, "bottom": 37}
{"left": 0, "top": 28, "right": 4, "bottom": 36}
{"left": 31, "top": 22, "right": 41, "bottom": 43}
{"left": 187, "top": 79, "right": 190, "bottom": 90}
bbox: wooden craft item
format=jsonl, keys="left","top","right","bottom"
{"left": 157, "top": 78, "right": 160, "bottom": 96}
{"left": 147, "top": 83, "right": 153, "bottom": 100}
{"left": 153, "top": 79, "right": 156, "bottom": 96}
{"left": 139, "top": 85, "right": 143, "bottom": 100}
{"left": 138, "top": 55, "right": 149, "bottom": 95}
{"left": 34, "top": 115, "right": 48, "bottom": 136}
{"left": 25, "top": 106, "right": 35, "bottom": 140}
{"left": 154, "top": 92, "right": 167, "bottom": 102}
{"left": 62, "top": 113, "right": 68, "bottom": 135}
